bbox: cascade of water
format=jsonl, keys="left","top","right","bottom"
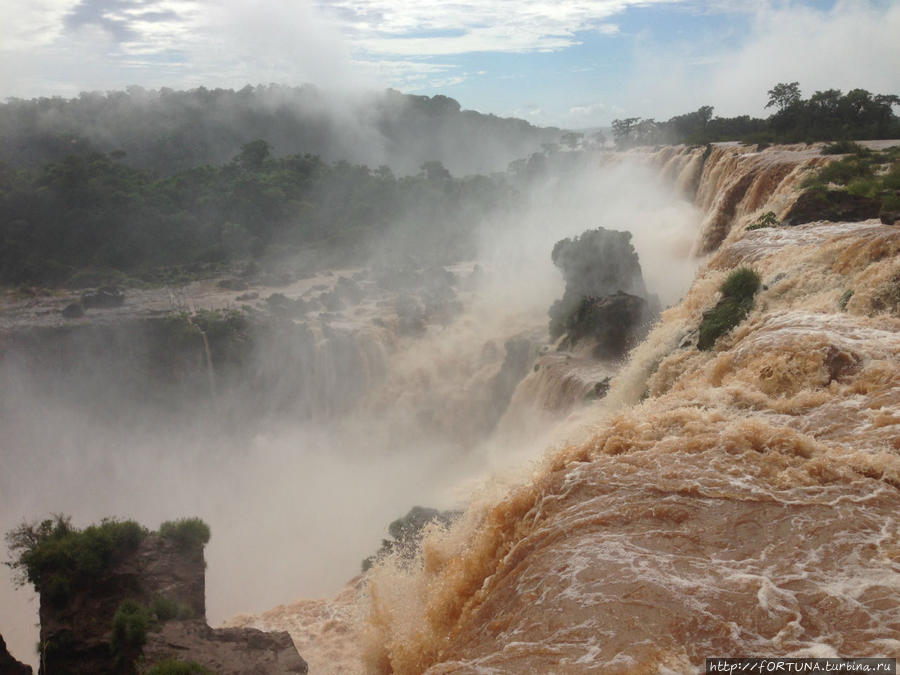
{"left": 356, "top": 147, "right": 900, "bottom": 674}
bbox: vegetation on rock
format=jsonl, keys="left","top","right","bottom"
{"left": 144, "top": 659, "right": 212, "bottom": 675}
{"left": 111, "top": 599, "right": 153, "bottom": 667}
{"left": 698, "top": 267, "right": 761, "bottom": 351}
{"left": 158, "top": 518, "right": 211, "bottom": 550}
{"left": 5, "top": 515, "right": 145, "bottom": 603}
{"left": 799, "top": 145, "right": 900, "bottom": 217}
{"left": 746, "top": 211, "right": 779, "bottom": 230}
{"left": 362, "top": 506, "right": 460, "bottom": 571}
{"left": 548, "top": 228, "right": 648, "bottom": 341}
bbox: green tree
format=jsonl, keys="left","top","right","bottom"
{"left": 236, "top": 140, "right": 271, "bottom": 170}
{"left": 611, "top": 117, "right": 641, "bottom": 148}
{"left": 766, "top": 82, "right": 802, "bottom": 112}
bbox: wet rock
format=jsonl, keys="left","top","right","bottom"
{"left": 334, "top": 276, "right": 363, "bottom": 305}
{"left": 62, "top": 302, "right": 85, "bottom": 319}
{"left": 236, "top": 291, "right": 259, "bottom": 302}
{"left": 585, "top": 377, "right": 612, "bottom": 401}
{"left": 678, "top": 328, "right": 698, "bottom": 350}
{"left": 548, "top": 227, "right": 649, "bottom": 340}
{"left": 81, "top": 286, "right": 124, "bottom": 309}
{"left": 217, "top": 278, "right": 249, "bottom": 291}
{"left": 490, "top": 335, "right": 540, "bottom": 421}
{"left": 880, "top": 211, "right": 898, "bottom": 225}
{"left": 0, "top": 633, "right": 32, "bottom": 674}
{"left": 558, "top": 292, "right": 652, "bottom": 360}
{"left": 824, "top": 346, "right": 861, "bottom": 383}
{"left": 783, "top": 189, "right": 881, "bottom": 226}
{"left": 28, "top": 525, "right": 306, "bottom": 675}
{"left": 142, "top": 621, "right": 308, "bottom": 675}
{"left": 395, "top": 295, "right": 426, "bottom": 336}
{"left": 33, "top": 531, "right": 205, "bottom": 674}
{"left": 319, "top": 290, "right": 343, "bottom": 312}
{"left": 363, "top": 506, "right": 461, "bottom": 571}
{"left": 266, "top": 293, "right": 306, "bottom": 318}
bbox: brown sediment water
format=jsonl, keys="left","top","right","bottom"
{"left": 232, "top": 143, "right": 900, "bottom": 673}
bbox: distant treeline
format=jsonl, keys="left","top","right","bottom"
{"left": 0, "top": 84, "right": 560, "bottom": 176}
{"left": 612, "top": 83, "right": 900, "bottom": 148}
{"left": 0, "top": 143, "right": 512, "bottom": 286}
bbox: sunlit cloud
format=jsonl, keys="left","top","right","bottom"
{"left": 621, "top": 0, "right": 900, "bottom": 121}
{"left": 0, "top": 0, "right": 897, "bottom": 129}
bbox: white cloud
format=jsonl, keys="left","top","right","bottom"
{"left": 327, "top": 0, "right": 670, "bottom": 55}
{"left": 707, "top": 1, "right": 900, "bottom": 115}
{"left": 622, "top": 0, "right": 900, "bottom": 120}
{"left": 569, "top": 101, "right": 623, "bottom": 117}
{"left": 0, "top": 0, "right": 367, "bottom": 97}
{"left": 0, "top": 0, "right": 78, "bottom": 50}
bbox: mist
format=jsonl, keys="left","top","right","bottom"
{"left": 0, "top": 132, "right": 704, "bottom": 667}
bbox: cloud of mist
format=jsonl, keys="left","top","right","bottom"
{"left": 0, "top": 0, "right": 365, "bottom": 98}
{"left": 620, "top": 1, "right": 900, "bottom": 123}
{"left": 0, "top": 140, "right": 703, "bottom": 668}
{"left": 476, "top": 154, "right": 700, "bottom": 313}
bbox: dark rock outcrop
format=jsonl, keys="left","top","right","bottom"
{"left": 548, "top": 228, "right": 657, "bottom": 357}
{"left": 363, "top": 506, "right": 461, "bottom": 571}
{"left": 142, "top": 621, "right": 307, "bottom": 674}
{"left": 80, "top": 286, "right": 125, "bottom": 309}
{"left": 32, "top": 528, "right": 305, "bottom": 675}
{"left": 0, "top": 633, "right": 32, "bottom": 674}
{"left": 783, "top": 189, "right": 881, "bottom": 226}
{"left": 61, "top": 302, "right": 84, "bottom": 319}
{"left": 489, "top": 334, "right": 540, "bottom": 422}
{"left": 558, "top": 292, "right": 652, "bottom": 359}
{"left": 36, "top": 533, "right": 205, "bottom": 674}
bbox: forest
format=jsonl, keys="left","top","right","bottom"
{"left": 1, "top": 82, "right": 897, "bottom": 288}
{"left": 0, "top": 143, "right": 512, "bottom": 286}
{"left": 611, "top": 83, "right": 900, "bottom": 147}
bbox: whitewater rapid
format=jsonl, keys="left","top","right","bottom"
{"left": 233, "top": 143, "right": 899, "bottom": 673}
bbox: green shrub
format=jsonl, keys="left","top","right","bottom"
{"left": 698, "top": 268, "right": 761, "bottom": 350}
{"left": 111, "top": 599, "right": 153, "bottom": 665}
{"left": 191, "top": 309, "right": 247, "bottom": 340}
{"left": 800, "top": 148, "right": 899, "bottom": 218}
{"left": 159, "top": 518, "right": 211, "bottom": 550}
{"left": 821, "top": 140, "right": 867, "bottom": 155}
{"left": 838, "top": 289, "right": 854, "bottom": 311}
{"left": 5, "top": 515, "right": 146, "bottom": 597}
{"left": 746, "top": 211, "right": 778, "bottom": 230}
{"left": 882, "top": 161, "right": 900, "bottom": 191}
{"left": 150, "top": 596, "right": 194, "bottom": 622}
{"left": 809, "top": 156, "right": 874, "bottom": 187}
{"left": 846, "top": 176, "right": 879, "bottom": 198}
{"left": 719, "top": 267, "right": 761, "bottom": 300}
{"left": 145, "top": 659, "right": 212, "bottom": 674}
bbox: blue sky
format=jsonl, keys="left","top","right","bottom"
{"left": 1, "top": 0, "right": 898, "bottom": 128}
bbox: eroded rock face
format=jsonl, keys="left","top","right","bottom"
{"left": 37, "top": 534, "right": 205, "bottom": 675}
{"left": 363, "top": 506, "right": 461, "bottom": 571}
{"left": 548, "top": 228, "right": 657, "bottom": 357}
{"left": 142, "top": 621, "right": 308, "bottom": 674}
{"left": 548, "top": 229, "right": 648, "bottom": 341}
{"left": 35, "top": 532, "right": 305, "bottom": 675}
{"left": 0, "top": 633, "right": 32, "bottom": 674}
{"left": 783, "top": 189, "right": 881, "bottom": 226}
{"left": 558, "top": 292, "right": 652, "bottom": 359}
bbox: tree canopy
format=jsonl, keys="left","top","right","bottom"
{"left": 612, "top": 83, "right": 899, "bottom": 148}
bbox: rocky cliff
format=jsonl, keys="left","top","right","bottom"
{"left": 0, "top": 633, "right": 32, "bottom": 674}
{"left": 21, "top": 520, "right": 307, "bottom": 674}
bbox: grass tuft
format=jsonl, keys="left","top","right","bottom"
{"left": 698, "top": 267, "right": 761, "bottom": 350}
{"left": 158, "top": 518, "right": 211, "bottom": 550}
